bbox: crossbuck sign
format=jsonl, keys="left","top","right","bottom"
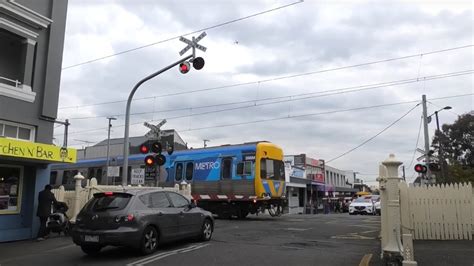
{"left": 144, "top": 119, "right": 167, "bottom": 139}
{"left": 179, "top": 32, "right": 207, "bottom": 56}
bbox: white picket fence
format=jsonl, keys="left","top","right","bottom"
{"left": 52, "top": 177, "right": 191, "bottom": 221}
{"left": 399, "top": 182, "right": 473, "bottom": 240}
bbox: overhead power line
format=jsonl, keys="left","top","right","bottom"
{"left": 326, "top": 103, "right": 421, "bottom": 163}
{"left": 55, "top": 93, "right": 473, "bottom": 137}
{"left": 61, "top": 70, "right": 474, "bottom": 121}
{"left": 57, "top": 44, "right": 474, "bottom": 109}
{"left": 62, "top": 0, "right": 304, "bottom": 70}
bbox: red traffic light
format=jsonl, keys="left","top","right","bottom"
{"left": 414, "top": 164, "right": 427, "bottom": 174}
{"left": 144, "top": 155, "right": 155, "bottom": 166}
{"left": 151, "top": 142, "right": 162, "bottom": 154}
{"left": 192, "top": 57, "right": 205, "bottom": 70}
{"left": 179, "top": 62, "right": 190, "bottom": 74}
{"left": 139, "top": 144, "right": 149, "bottom": 154}
{"left": 156, "top": 154, "right": 166, "bottom": 166}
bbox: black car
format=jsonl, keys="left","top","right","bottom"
{"left": 72, "top": 189, "right": 214, "bottom": 255}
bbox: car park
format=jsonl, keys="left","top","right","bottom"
{"left": 71, "top": 189, "right": 214, "bottom": 255}
{"left": 348, "top": 196, "right": 375, "bottom": 215}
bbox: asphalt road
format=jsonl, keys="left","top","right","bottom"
{"left": 0, "top": 214, "right": 382, "bottom": 266}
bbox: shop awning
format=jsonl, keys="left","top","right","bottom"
{"left": 0, "top": 138, "right": 77, "bottom": 163}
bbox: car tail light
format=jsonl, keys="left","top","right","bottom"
{"left": 115, "top": 214, "right": 134, "bottom": 223}
{"left": 253, "top": 199, "right": 257, "bottom": 204}
{"left": 104, "top": 192, "right": 114, "bottom": 196}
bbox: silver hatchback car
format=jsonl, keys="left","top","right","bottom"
{"left": 72, "top": 189, "right": 214, "bottom": 255}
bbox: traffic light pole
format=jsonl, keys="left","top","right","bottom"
{"left": 421, "top": 95, "right": 431, "bottom": 185}
{"left": 122, "top": 54, "right": 193, "bottom": 186}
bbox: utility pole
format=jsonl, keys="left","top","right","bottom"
{"left": 106, "top": 117, "right": 117, "bottom": 185}
{"left": 421, "top": 95, "right": 431, "bottom": 185}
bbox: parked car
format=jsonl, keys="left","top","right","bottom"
{"left": 349, "top": 196, "right": 375, "bottom": 215}
{"left": 71, "top": 189, "right": 214, "bottom": 255}
{"left": 374, "top": 198, "right": 381, "bottom": 215}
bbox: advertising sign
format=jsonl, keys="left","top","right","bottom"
{"left": 0, "top": 138, "right": 76, "bottom": 163}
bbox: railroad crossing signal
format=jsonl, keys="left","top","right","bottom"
{"left": 414, "top": 164, "right": 427, "bottom": 174}
{"left": 178, "top": 32, "right": 207, "bottom": 74}
{"left": 144, "top": 119, "right": 167, "bottom": 139}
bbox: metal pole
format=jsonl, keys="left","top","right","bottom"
{"left": 123, "top": 54, "right": 193, "bottom": 186}
{"left": 421, "top": 95, "right": 431, "bottom": 185}
{"left": 63, "top": 119, "right": 70, "bottom": 147}
{"left": 435, "top": 111, "right": 446, "bottom": 182}
{"left": 106, "top": 117, "right": 116, "bottom": 185}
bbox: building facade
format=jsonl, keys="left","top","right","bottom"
{"left": 0, "top": 0, "right": 71, "bottom": 242}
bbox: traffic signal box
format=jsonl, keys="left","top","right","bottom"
{"left": 140, "top": 142, "right": 167, "bottom": 166}
{"left": 414, "top": 164, "right": 427, "bottom": 174}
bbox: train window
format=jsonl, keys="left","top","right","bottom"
{"left": 237, "top": 161, "right": 252, "bottom": 176}
{"left": 96, "top": 168, "right": 103, "bottom": 183}
{"left": 260, "top": 159, "right": 285, "bottom": 180}
{"left": 175, "top": 163, "right": 183, "bottom": 181}
{"left": 221, "top": 157, "right": 232, "bottom": 179}
{"left": 62, "top": 170, "right": 78, "bottom": 185}
{"left": 185, "top": 162, "right": 193, "bottom": 181}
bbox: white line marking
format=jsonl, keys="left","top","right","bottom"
{"left": 46, "top": 244, "right": 76, "bottom": 252}
{"left": 127, "top": 243, "right": 209, "bottom": 266}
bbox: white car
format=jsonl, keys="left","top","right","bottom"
{"left": 374, "top": 199, "right": 381, "bottom": 215}
{"left": 349, "top": 196, "right": 375, "bottom": 215}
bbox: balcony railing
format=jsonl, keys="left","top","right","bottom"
{"left": 0, "top": 76, "right": 21, "bottom": 88}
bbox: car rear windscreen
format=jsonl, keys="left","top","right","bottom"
{"left": 90, "top": 193, "right": 132, "bottom": 211}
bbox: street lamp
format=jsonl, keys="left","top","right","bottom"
{"left": 106, "top": 117, "right": 117, "bottom": 185}
{"left": 428, "top": 106, "right": 452, "bottom": 182}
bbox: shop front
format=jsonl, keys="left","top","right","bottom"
{"left": 0, "top": 138, "right": 76, "bottom": 242}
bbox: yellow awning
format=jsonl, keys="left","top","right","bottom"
{"left": 0, "top": 138, "right": 76, "bottom": 163}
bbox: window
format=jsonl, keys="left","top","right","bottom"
{"left": 260, "top": 159, "right": 285, "bottom": 180}
{"left": 62, "top": 170, "right": 78, "bottom": 185}
{"left": 185, "top": 162, "right": 193, "bottom": 181}
{"left": 50, "top": 171, "right": 58, "bottom": 185}
{"left": 0, "top": 165, "right": 23, "bottom": 214}
{"left": 167, "top": 192, "right": 189, "bottom": 208}
{"left": 237, "top": 161, "right": 252, "bottom": 176}
{"left": 0, "top": 120, "right": 34, "bottom": 141}
{"left": 175, "top": 163, "right": 183, "bottom": 181}
{"left": 221, "top": 157, "right": 232, "bottom": 179}
{"left": 142, "top": 192, "right": 171, "bottom": 208}
{"left": 91, "top": 193, "right": 131, "bottom": 211}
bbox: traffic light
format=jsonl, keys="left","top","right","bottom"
{"left": 179, "top": 61, "right": 190, "bottom": 74}
{"left": 144, "top": 155, "right": 155, "bottom": 166}
{"left": 156, "top": 154, "right": 166, "bottom": 166}
{"left": 192, "top": 57, "right": 205, "bottom": 70}
{"left": 414, "top": 164, "right": 427, "bottom": 174}
{"left": 150, "top": 141, "right": 162, "bottom": 153}
{"left": 139, "top": 144, "right": 149, "bottom": 154}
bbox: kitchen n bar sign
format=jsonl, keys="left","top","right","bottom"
{"left": 0, "top": 138, "right": 77, "bottom": 163}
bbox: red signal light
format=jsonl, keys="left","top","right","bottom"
{"left": 140, "top": 144, "right": 149, "bottom": 154}
{"left": 144, "top": 155, "right": 155, "bottom": 166}
{"left": 179, "top": 62, "right": 190, "bottom": 74}
{"left": 414, "top": 164, "right": 427, "bottom": 174}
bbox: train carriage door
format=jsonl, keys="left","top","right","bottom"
{"left": 220, "top": 157, "right": 233, "bottom": 195}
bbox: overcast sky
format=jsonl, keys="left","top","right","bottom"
{"left": 55, "top": 0, "right": 473, "bottom": 186}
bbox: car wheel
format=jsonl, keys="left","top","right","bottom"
{"left": 200, "top": 219, "right": 213, "bottom": 241}
{"left": 140, "top": 226, "right": 158, "bottom": 255}
{"left": 81, "top": 244, "right": 102, "bottom": 256}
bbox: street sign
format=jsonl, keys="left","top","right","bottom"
{"left": 145, "top": 166, "right": 157, "bottom": 181}
{"left": 179, "top": 32, "right": 207, "bottom": 56}
{"left": 107, "top": 166, "right": 120, "bottom": 177}
{"left": 131, "top": 168, "right": 145, "bottom": 185}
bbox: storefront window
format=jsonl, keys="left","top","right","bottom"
{"left": 0, "top": 165, "right": 22, "bottom": 214}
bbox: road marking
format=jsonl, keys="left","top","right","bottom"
{"left": 285, "top": 228, "right": 310, "bottom": 231}
{"left": 127, "top": 243, "right": 210, "bottom": 266}
{"left": 46, "top": 244, "right": 76, "bottom": 252}
{"left": 358, "top": 253, "right": 373, "bottom": 266}
{"left": 331, "top": 232, "right": 375, "bottom": 240}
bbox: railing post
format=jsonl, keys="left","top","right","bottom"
{"left": 402, "top": 233, "right": 417, "bottom": 265}
{"left": 72, "top": 172, "right": 85, "bottom": 222}
{"left": 381, "top": 154, "right": 404, "bottom": 263}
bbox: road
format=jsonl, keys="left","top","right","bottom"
{"left": 0, "top": 214, "right": 381, "bottom": 266}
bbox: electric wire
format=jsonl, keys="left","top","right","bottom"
{"left": 61, "top": 69, "right": 474, "bottom": 120}
{"left": 326, "top": 104, "right": 420, "bottom": 163}
{"left": 57, "top": 44, "right": 474, "bottom": 109}
{"left": 54, "top": 93, "right": 474, "bottom": 137}
{"left": 62, "top": 0, "right": 304, "bottom": 70}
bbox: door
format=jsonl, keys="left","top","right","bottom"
{"left": 145, "top": 192, "right": 180, "bottom": 240}
{"left": 167, "top": 192, "right": 202, "bottom": 237}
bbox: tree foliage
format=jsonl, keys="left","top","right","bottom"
{"left": 431, "top": 112, "right": 473, "bottom": 183}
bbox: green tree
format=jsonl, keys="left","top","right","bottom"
{"left": 431, "top": 112, "right": 473, "bottom": 183}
